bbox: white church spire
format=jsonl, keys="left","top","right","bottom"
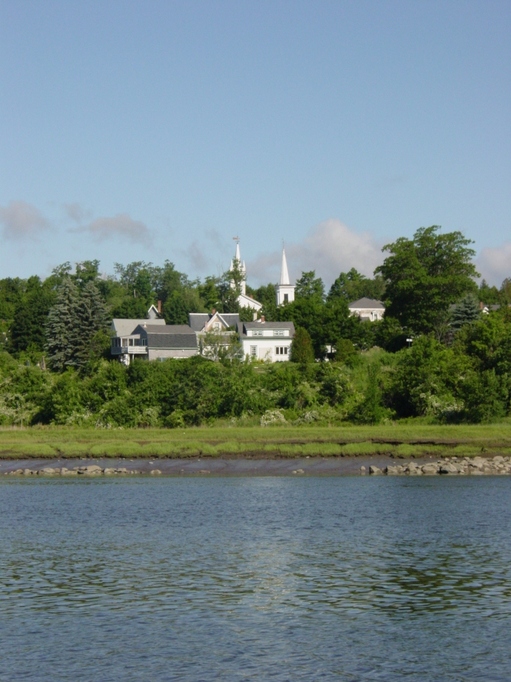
{"left": 276, "top": 245, "right": 295, "bottom": 306}
{"left": 280, "top": 247, "right": 290, "bottom": 285}
{"left": 231, "top": 236, "right": 247, "bottom": 295}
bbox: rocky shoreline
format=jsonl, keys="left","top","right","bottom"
{"left": 2, "top": 454, "right": 511, "bottom": 477}
{"left": 367, "top": 455, "right": 511, "bottom": 476}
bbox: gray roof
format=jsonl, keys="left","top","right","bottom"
{"left": 188, "top": 312, "right": 240, "bottom": 332}
{"left": 133, "top": 324, "right": 197, "bottom": 349}
{"left": 348, "top": 297, "right": 385, "bottom": 310}
{"left": 112, "top": 318, "right": 165, "bottom": 337}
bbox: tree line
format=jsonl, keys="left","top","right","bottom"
{"left": 1, "top": 225, "right": 511, "bottom": 426}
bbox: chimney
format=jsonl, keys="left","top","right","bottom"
{"left": 157, "top": 300, "right": 162, "bottom": 314}
{"left": 260, "top": 315, "right": 265, "bottom": 323}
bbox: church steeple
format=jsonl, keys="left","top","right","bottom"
{"left": 280, "top": 248, "right": 290, "bottom": 285}
{"left": 231, "top": 237, "right": 247, "bottom": 295}
{"left": 276, "top": 246, "right": 295, "bottom": 306}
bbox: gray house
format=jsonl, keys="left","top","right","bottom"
{"left": 111, "top": 308, "right": 198, "bottom": 364}
{"left": 131, "top": 324, "right": 198, "bottom": 361}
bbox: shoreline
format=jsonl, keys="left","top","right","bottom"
{"left": 2, "top": 453, "right": 510, "bottom": 476}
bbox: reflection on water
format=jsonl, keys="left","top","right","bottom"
{"left": 1, "top": 476, "right": 511, "bottom": 680}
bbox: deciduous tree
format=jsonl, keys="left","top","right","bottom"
{"left": 376, "top": 226, "right": 478, "bottom": 335}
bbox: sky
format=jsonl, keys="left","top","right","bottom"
{"left": 1, "top": 0, "right": 510, "bottom": 288}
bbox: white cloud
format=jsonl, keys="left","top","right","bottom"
{"left": 0, "top": 200, "right": 50, "bottom": 240}
{"left": 180, "top": 229, "right": 231, "bottom": 278}
{"left": 64, "top": 202, "right": 92, "bottom": 224}
{"left": 249, "top": 219, "right": 383, "bottom": 287}
{"left": 477, "top": 243, "right": 511, "bottom": 286}
{"left": 78, "top": 213, "right": 152, "bottom": 245}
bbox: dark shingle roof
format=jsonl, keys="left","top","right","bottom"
{"left": 133, "top": 324, "right": 197, "bottom": 349}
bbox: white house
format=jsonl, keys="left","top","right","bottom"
{"left": 239, "top": 319, "right": 295, "bottom": 362}
{"left": 348, "top": 297, "right": 385, "bottom": 321}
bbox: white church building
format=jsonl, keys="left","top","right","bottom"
{"left": 231, "top": 239, "right": 295, "bottom": 311}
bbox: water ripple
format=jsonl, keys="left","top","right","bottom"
{"left": 0, "top": 476, "right": 511, "bottom": 680}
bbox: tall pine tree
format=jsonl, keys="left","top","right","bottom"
{"left": 45, "top": 279, "right": 109, "bottom": 371}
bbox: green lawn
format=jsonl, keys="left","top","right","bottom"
{"left": 1, "top": 422, "right": 510, "bottom": 459}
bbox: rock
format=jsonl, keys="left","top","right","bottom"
{"left": 38, "top": 468, "right": 57, "bottom": 475}
{"left": 422, "top": 463, "right": 440, "bottom": 475}
{"left": 385, "top": 465, "right": 401, "bottom": 475}
{"left": 439, "top": 463, "right": 459, "bottom": 474}
{"left": 150, "top": 469, "right": 162, "bottom": 475}
{"left": 61, "top": 468, "right": 78, "bottom": 476}
{"left": 292, "top": 469, "right": 305, "bottom": 474}
{"left": 369, "top": 465, "right": 382, "bottom": 475}
{"left": 76, "top": 465, "right": 103, "bottom": 475}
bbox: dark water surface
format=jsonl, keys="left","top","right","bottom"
{"left": 1, "top": 476, "right": 510, "bottom": 681}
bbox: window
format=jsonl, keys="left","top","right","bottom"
{"left": 274, "top": 330, "right": 284, "bottom": 337}
{"left": 252, "top": 330, "right": 263, "bottom": 336}
{"left": 284, "top": 293, "right": 289, "bottom": 303}
{"left": 276, "top": 346, "right": 288, "bottom": 355}
{"left": 250, "top": 345, "right": 257, "bottom": 358}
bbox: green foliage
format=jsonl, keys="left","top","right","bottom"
{"left": 333, "top": 339, "right": 356, "bottom": 363}
{"left": 457, "top": 370, "right": 507, "bottom": 423}
{"left": 450, "top": 294, "right": 481, "bottom": 331}
{"left": 295, "top": 271, "right": 325, "bottom": 302}
{"left": 387, "top": 335, "right": 470, "bottom": 419}
{"left": 376, "top": 226, "right": 479, "bottom": 335}
{"left": 290, "top": 327, "right": 315, "bottom": 364}
{"left": 45, "top": 278, "right": 110, "bottom": 372}
{"left": 8, "top": 277, "right": 56, "bottom": 355}
{"left": 328, "top": 268, "right": 385, "bottom": 303}
{"left": 350, "top": 363, "right": 387, "bottom": 424}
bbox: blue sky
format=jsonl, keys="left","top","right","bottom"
{"left": 1, "top": 0, "right": 510, "bottom": 287}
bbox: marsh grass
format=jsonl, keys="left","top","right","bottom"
{"left": 1, "top": 421, "right": 511, "bottom": 459}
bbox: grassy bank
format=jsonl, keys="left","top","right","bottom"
{"left": 1, "top": 422, "right": 511, "bottom": 459}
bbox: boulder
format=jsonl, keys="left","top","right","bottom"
{"left": 439, "top": 463, "right": 459, "bottom": 474}
{"left": 369, "top": 465, "right": 383, "bottom": 475}
{"left": 422, "top": 463, "right": 440, "bottom": 475}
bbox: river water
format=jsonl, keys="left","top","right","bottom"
{"left": 1, "top": 475, "right": 510, "bottom": 681}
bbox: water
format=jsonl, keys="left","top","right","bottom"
{"left": 1, "top": 476, "right": 511, "bottom": 681}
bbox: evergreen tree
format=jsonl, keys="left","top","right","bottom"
{"left": 451, "top": 294, "right": 481, "bottom": 331}
{"left": 290, "top": 327, "right": 315, "bottom": 364}
{"left": 45, "top": 278, "right": 81, "bottom": 371}
{"left": 74, "top": 281, "right": 110, "bottom": 367}
{"left": 45, "top": 279, "right": 109, "bottom": 371}
{"left": 9, "top": 280, "right": 56, "bottom": 355}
